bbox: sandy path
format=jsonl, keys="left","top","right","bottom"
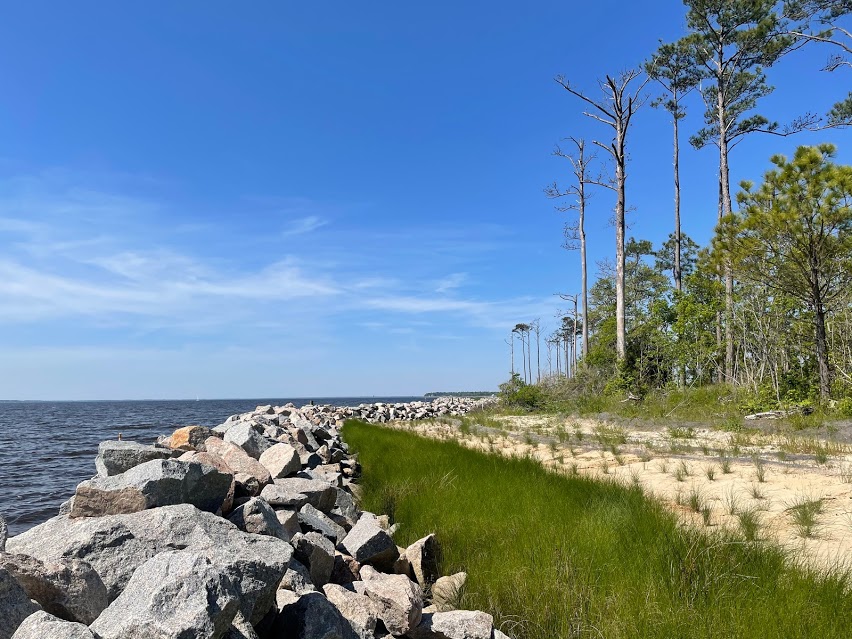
{"left": 383, "top": 414, "right": 852, "bottom": 573}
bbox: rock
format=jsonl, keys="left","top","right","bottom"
{"left": 298, "top": 504, "right": 346, "bottom": 544}
{"left": 0, "top": 514, "right": 6, "bottom": 552}
{"left": 363, "top": 573, "right": 423, "bottom": 636}
{"left": 228, "top": 497, "right": 288, "bottom": 541}
{"left": 205, "top": 437, "right": 272, "bottom": 490}
{"left": 259, "top": 443, "right": 301, "bottom": 479}
{"left": 322, "top": 583, "right": 377, "bottom": 639}
{"left": 492, "top": 630, "right": 511, "bottom": 639}
{"left": 407, "top": 611, "right": 494, "bottom": 639}
{"left": 393, "top": 547, "right": 412, "bottom": 577}
{"left": 166, "top": 425, "right": 213, "bottom": 452}
{"left": 359, "top": 565, "right": 381, "bottom": 581}
{"left": 299, "top": 468, "right": 342, "bottom": 487}
{"left": 261, "top": 484, "right": 309, "bottom": 509}
{"left": 71, "top": 459, "right": 232, "bottom": 517}
{"left": 234, "top": 473, "right": 263, "bottom": 499}
{"left": 406, "top": 534, "right": 441, "bottom": 588}
{"left": 0, "top": 566, "right": 41, "bottom": 639}
{"left": 225, "top": 422, "right": 272, "bottom": 460}
{"left": 177, "top": 451, "right": 235, "bottom": 513}
{"left": 275, "top": 509, "right": 302, "bottom": 540}
{"left": 276, "top": 587, "right": 300, "bottom": 610}
{"left": 280, "top": 558, "right": 316, "bottom": 594}
{"left": 291, "top": 532, "right": 335, "bottom": 588}
{"left": 431, "top": 573, "right": 467, "bottom": 612}
{"left": 0, "top": 553, "right": 108, "bottom": 624}
{"left": 7, "top": 505, "right": 291, "bottom": 625}
{"left": 94, "top": 441, "right": 175, "bottom": 477}
{"left": 90, "top": 551, "right": 240, "bottom": 639}
{"left": 330, "top": 490, "right": 359, "bottom": 529}
{"left": 340, "top": 516, "right": 399, "bottom": 569}
{"left": 272, "top": 478, "right": 337, "bottom": 511}
{"left": 330, "top": 553, "right": 361, "bottom": 585}
{"left": 10, "top": 611, "right": 96, "bottom": 639}
{"left": 224, "top": 611, "right": 260, "bottom": 639}
{"left": 273, "top": 591, "right": 355, "bottom": 639}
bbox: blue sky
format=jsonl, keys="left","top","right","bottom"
{"left": 0, "top": 1, "right": 848, "bottom": 399}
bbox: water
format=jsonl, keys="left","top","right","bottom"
{"left": 0, "top": 396, "right": 423, "bottom": 537}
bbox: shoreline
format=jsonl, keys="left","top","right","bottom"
{"left": 2, "top": 396, "right": 503, "bottom": 639}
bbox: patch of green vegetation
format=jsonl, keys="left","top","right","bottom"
{"left": 668, "top": 426, "right": 696, "bottom": 439}
{"left": 594, "top": 423, "right": 627, "bottom": 447}
{"left": 344, "top": 421, "right": 852, "bottom": 639}
{"left": 787, "top": 497, "right": 824, "bottom": 539}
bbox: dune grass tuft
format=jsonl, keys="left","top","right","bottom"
{"left": 344, "top": 421, "right": 852, "bottom": 639}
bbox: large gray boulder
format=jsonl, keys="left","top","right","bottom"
{"left": 205, "top": 437, "right": 272, "bottom": 492}
{"left": 94, "top": 441, "right": 176, "bottom": 477}
{"left": 273, "top": 591, "right": 356, "bottom": 639}
{"left": 322, "top": 583, "right": 377, "bottom": 639}
{"left": 225, "top": 422, "right": 272, "bottom": 460}
{"left": 279, "top": 558, "right": 316, "bottom": 595}
{"left": 0, "top": 566, "right": 41, "bottom": 639}
{"left": 71, "top": 459, "right": 232, "bottom": 517}
{"left": 431, "top": 572, "right": 467, "bottom": 612}
{"left": 407, "top": 611, "right": 494, "bottom": 639}
{"left": 291, "top": 532, "right": 335, "bottom": 588}
{"left": 298, "top": 504, "right": 346, "bottom": 544}
{"left": 261, "top": 484, "right": 309, "bottom": 509}
{"left": 7, "top": 505, "right": 292, "bottom": 625}
{"left": 0, "top": 553, "right": 108, "bottom": 624}
{"left": 272, "top": 478, "right": 336, "bottom": 511}
{"left": 259, "top": 443, "right": 301, "bottom": 479}
{"left": 90, "top": 551, "right": 239, "bottom": 639}
{"left": 340, "top": 516, "right": 399, "bottom": 569}
{"left": 363, "top": 574, "right": 422, "bottom": 636}
{"left": 330, "top": 490, "right": 359, "bottom": 529}
{"left": 228, "top": 498, "right": 288, "bottom": 541}
{"left": 10, "top": 611, "right": 95, "bottom": 639}
{"left": 405, "top": 534, "right": 441, "bottom": 588}
{"left": 177, "top": 451, "right": 236, "bottom": 513}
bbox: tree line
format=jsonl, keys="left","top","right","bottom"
{"left": 508, "top": 0, "right": 852, "bottom": 407}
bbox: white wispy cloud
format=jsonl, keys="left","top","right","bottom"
{"left": 281, "top": 215, "right": 328, "bottom": 237}
{"left": 0, "top": 171, "right": 561, "bottom": 340}
{"left": 434, "top": 272, "right": 467, "bottom": 293}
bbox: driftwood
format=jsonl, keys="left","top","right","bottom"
{"left": 620, "top": 393, "right": 642, "bottom": 403}
{"left": 744, "top": 410, "right": 792, "bottom": 420}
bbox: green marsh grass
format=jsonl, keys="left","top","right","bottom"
{"left": 344, "top": 421, "right": 852, "bottom": 639}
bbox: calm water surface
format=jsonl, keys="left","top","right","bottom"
{"left": 0, "top": 397, "right": 422, "bottom": 536}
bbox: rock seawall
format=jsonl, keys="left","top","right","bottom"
{"left": 1, "top": 397, "right": 507, "bottom": 639}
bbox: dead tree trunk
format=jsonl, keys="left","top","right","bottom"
{"left": 556, "top": 70, "right": 649, "bottom": 362}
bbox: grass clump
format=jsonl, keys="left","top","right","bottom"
{"left": 787, "top": 496, "right": 824, "bottom": 539}
{"left": 737, "top": 507, "right": 763, "bottom": 541}
{"left": 668, "top": 426, "right": 696, "bottom": 439}
{"left": 344, "top": 421, "right": 852, "bottom": 639}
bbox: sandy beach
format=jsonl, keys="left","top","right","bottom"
{"left": 384, "top": 413, "right": 852, "bottom": 573}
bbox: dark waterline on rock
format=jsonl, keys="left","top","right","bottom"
{"left": 0, "top": 396, "right": 422, "bottom": 536}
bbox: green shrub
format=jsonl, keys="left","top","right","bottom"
{"left": 836, "top": 396, "right": 852, "bottom": 418}
{"left": 499, "top": 374, "right": 545, "bottom": 410}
